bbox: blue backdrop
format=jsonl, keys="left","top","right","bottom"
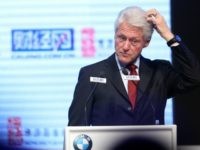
{"left": 0, "top": 0, "right": 172, "bottom": 149}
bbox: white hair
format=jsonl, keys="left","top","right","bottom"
{"left": 115, "top": 6, "right": 154, "bottom": 41}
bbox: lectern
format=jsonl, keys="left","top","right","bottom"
{"left": 64, "top": 125, "right": 177, "bottom": 150}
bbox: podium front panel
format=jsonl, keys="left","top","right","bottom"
{"left": 65, "top": 125, "right": 177, "bottom": 150}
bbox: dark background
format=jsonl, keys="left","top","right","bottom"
{"left": 171, "top": 0, "right": 200, "bottom": 145}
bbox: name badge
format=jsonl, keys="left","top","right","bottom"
{"left": 90, "top": 76, "right": 107, "bottom": 84}
{"left": 124, "top": 75, "right": 140, "bottom": 81}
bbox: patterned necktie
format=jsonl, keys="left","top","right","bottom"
{"left": 127, "top": 64, "right": 138, "bottom": 109}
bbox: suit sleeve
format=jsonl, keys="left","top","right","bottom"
{"left": 169, "top": 42, "right": 200, "bottom": 95}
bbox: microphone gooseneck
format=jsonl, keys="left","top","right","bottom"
{"left": 84, "top": 82, "right": 98, "bottom": 126}
{"left": 84, "top": 71, "right": 105, "bottom": 126}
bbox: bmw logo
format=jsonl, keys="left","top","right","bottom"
{"left": 73, "top": 134, "right": 93, "bottom": 150}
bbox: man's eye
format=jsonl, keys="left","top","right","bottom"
{"left": 131, "top": 40, "right": 138, "bottom": 43}
{"left": 118, "top": 36, "right": 126, "bottom": 41}
{"left": 130, "top": 39, "right": 140, "bottom": 45}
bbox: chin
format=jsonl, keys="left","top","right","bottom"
{"left": 119, "top": 59, "right": 131, "bottom": 65}
{"left": 117, "top": 54, "right": 132, "bottom": 64}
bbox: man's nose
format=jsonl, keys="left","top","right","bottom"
{"left": 123, "top": 40, "right": 131, "bottom": 50}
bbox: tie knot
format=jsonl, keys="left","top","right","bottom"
{"left": 127, "top": 64, "right": 137, "bottom": 75}
{"left": 127, "top": 64, "right": 137, "bottom": 74}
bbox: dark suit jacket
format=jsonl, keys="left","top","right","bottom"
{"left": 68, "top": 43, "right": 200, "bottom": 126}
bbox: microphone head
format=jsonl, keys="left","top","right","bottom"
{"left": 121, "top": 68, "right": 129, "bottom": 75}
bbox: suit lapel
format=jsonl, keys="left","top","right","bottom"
{"left": 103, "top": 54, "right": 129, "bottom": 101}
{"left": 137, "top": 56, "right": 154, "bottom": 101}
{"left": 102, "top": 54, "right": 154, "bottom": 103}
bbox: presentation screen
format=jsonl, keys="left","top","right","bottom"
{"left": 0, "top": 0, "right": 172, "bottom": 149}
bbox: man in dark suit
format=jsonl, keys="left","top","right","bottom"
{"left": 68, "top": 6, "right": 200, "bottom": 126}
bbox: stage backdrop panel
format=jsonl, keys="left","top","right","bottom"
{"left": 0, "top": 0, "right": 171, "bottom": 149}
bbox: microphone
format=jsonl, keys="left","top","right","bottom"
{"left": 84, "top": 71, "right": 105, "bottom": 126}
{"left": 121, "top": 67, "right": 129, "bottom": 75}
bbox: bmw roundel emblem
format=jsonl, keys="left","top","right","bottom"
{"left": 73, "top": 134, "right": 93, "bottom": 150}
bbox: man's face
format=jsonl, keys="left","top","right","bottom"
{"left": 115, "top": 22, "right": 150, "bottom": 65}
